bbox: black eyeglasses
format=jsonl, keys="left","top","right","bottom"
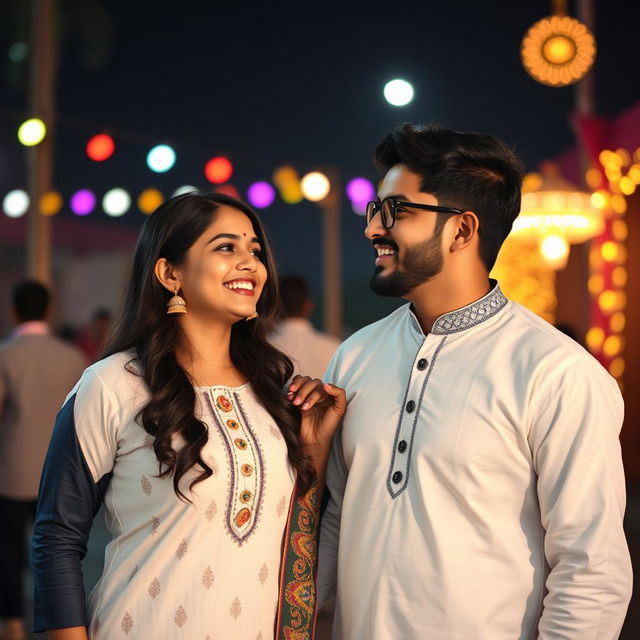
{"left": 365, "top": 198, "right": 464, "bottom": 229}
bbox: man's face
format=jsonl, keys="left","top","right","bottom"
{"left": 365, "top": 164, "right": 447, "bottom": 298}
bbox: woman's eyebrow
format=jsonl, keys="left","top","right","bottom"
{"left": 206, "top": 233, "right": 260, "bottom": 245}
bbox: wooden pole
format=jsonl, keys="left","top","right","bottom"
{"left": 26, "top": 0, "right": 56, "bottom": 284}
{"left": 320, "top": 170, "right": 343, "bottom": 338}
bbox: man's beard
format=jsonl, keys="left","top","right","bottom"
{"left": 369, "top": 233, "right": 444, "bottom": 298}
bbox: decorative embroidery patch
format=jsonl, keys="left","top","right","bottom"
{"left": 275, "top": 484, "right": 319, "bottom": 640}
{"left": 431, "top": 283, "right": 508, "bottom": 335}
{"left": 204, "top": 389, "right": 265, "bottom": 545}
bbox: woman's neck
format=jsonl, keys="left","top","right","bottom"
{"left": 176, "top": 315, "right": 245, "bottom": 387}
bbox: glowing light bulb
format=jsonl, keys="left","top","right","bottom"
{"left": 383, "top": 79, "right": 414, "bottom": 107}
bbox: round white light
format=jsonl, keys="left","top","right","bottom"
{"left": 3, "top": 189, "right": 30, "bottom": 218}
{"left": 172, "top": 185, "right": 198, "bottom": 197}
{"left": 383, "top": 79, "right": 414, "bottom": 107}
{"left": 146, "top": 144, "right": 176, "bottom": 173}
{"left": 540, "top": 234, "right": 569, "bottom": 269}
{"left": 301, "top": 172, "right": 331, "bottom": 202}
{"left": 103, "top": 188, "right": 131, "bottom": 217}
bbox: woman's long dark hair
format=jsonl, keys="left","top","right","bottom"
{"left": 104, "top": 192, "right": 314, "bottom": 499}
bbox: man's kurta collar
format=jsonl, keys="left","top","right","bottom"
{"left": 409, "top": 280, "right": 508, "bottom": 338}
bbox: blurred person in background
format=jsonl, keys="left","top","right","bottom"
{"left": 270, "top": 275, "right": 341, "bottom": 380}
{"left": 31, "top": 193, "right": 345, "bottom": 640}
{"left": 0, "top": 280, "right": 84, "bottom": 640}
{"left": 76, "top": 308, "right": 113, "bottom": 364}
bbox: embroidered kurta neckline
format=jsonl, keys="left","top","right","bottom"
{"left": 409, "top": 279, "right": 508, "bottom": 337}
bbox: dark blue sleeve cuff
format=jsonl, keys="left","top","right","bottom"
{"left": 31, "top": 393, "right": 112, "bottom": 632}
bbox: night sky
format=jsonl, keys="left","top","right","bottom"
{"left": 1, "top": 0, "right": 638, "bottom": 331}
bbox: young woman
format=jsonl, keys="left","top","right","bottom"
{"left": 31, "top": 192, "right": 345, "bottom": 640}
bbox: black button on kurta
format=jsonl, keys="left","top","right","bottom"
{"left": 417, "top": 358, "right": 428, "bottom": 371}
{"left": 406, "top": 400, "right": 416, "bottom": 413}
{"left": 398, "top": 440, "right": 407, "bottom": 453}
{"left": 392, "top": 471, "right": 403, "bottom": 483}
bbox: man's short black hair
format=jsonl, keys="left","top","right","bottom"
{"left": 12, "top": 279, "right": 50, "bottom": 322}
{"left": 374, "top": 123, "right": 524, "bottom": 271}
{"left": 279, "top": 275, "right": 310, "bottom": 318}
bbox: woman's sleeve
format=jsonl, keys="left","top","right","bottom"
{"left": 31, "top": 368, "right": 119, "bottom": 632}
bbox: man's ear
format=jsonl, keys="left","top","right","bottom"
{"left": 154, "top": 258, "right": 182, "bottom": 293}
{"left": 450, "top": 211, "right": 479, "bottom": 252}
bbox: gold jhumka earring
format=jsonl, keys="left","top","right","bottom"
{"left": 166, "top": 286, "right": 187, "bottom": 314}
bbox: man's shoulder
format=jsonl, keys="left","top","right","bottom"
{"left": 505, "top": 301, "right": 603, "bottom": 372}
{"left": 335, "top": 304, "right": 408, "bottom": 354}
{"left": 0, "top": 333, "right": 83, "bottom": 361}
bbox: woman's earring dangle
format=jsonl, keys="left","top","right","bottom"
{"left": 166, "top": 285, "right": 187, "bottom": 314}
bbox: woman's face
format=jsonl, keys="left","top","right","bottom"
{"left": 177, "top": 206, "right": 268, "bottom": 323}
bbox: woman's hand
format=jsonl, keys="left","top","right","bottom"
{"left": 287, "top": 375, "right": 346, "bottom": 453}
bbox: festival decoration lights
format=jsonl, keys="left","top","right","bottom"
{"left": 138, "top": 188, "right": 164, "bottom": 214}
{"left": 70, "top": 189, "right": 96, "bottom": 216}
{"left": 3, "top": 190, "right": 30, "bottom": 217}
{"left": 521, "top": 4, "right": 596, "bottom": 87}
{"left": 383, "top": 79, "right": 414, "bottom": 106}
{"left": 39, "top": 191, "right": 63, "bottom": 216}
{"left": 147, "top": 145, "right": 176, "bottom": 173}
{"left": 205, "top": 157, "right": 233, "bottom": 184}
{"left": 301, "top": 172, "right": 330, "bottom": 202}
{"left": 87, "top": 134, "right": 115, "bottom": 161}
{"left": 247, "top": 182, "right": 276, "bottom": 209}
{"left": 103, "top": 188, "right": 131, "bottom": 217}
{"left": 18, "top": 118, "right": 46, "bottom": 146}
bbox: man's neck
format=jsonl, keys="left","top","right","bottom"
{"left": 408, "top": 272, "right": 491, "bottom": 335}
{"left": 13, "top": 320, "right": 50, "bottom": 337}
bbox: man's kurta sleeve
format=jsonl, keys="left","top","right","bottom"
{"left": 317, "top": 351, "right": 349, "bottom": 608}
{"left": 31, "top": 368, "right": 118, "bottom": 632}
{"left": 529, "top": 359, "right": 632, "bottom": 639}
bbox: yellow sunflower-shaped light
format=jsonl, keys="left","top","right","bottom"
{"left": 521, "top": 14, "right": 596, "bottom": 87}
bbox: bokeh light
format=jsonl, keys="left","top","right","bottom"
{"left": 70, "top": 189, "right": 96, "bottom": 216}
{"left": 8, "top": 42, "right": 28, "bottom": 62}
{"left": 585, "top": 327, "right": 605, "bottom": 351}
{"left": 603, "top": 335, "right": 623, "bottom": 358}
{"left": 346, "top": 177, "right": 375, "bottom": 203}
{"left": 247, "top": 182, "right": 276, "bottom": 209}
{"left": 301, "top": 172, "right": 330, "bottom": 201}
{"left": 280, "top": 182, "right": 304, "bottom": 204}
{"left": 383, "top": 79, "right": 414, "bottom": 106}
{"left": 610, "top": 312, "right": 626, "bottom": 333}
{"left": 18, "top": 118, "right": 46, "bottom": 146}
{"left": 138, "top": 188, "right": 164, "bottom": 214}
{"left": 147, "top": 145, "right": 176, "bottom": 173}
{"left": 103, "top": 188, "right": 131, "bottom": 217}
{"left": 3, "top": 190, "right": 30, "bottom": 218}
{"left": 87, "top": 134, "right": 115, "bottom": 161}
{"left": 540, "top": 234, "right": 569, "bottom": 267}
{"left": 205, "top": 157, "right": 233, "bottom": 184}
{"left": 609, "top": 357, "right": 625, "bottom": 378}
{"left": 214, "top": 184, "right": 240, "bottom": 199}
{"left": 39, "top": 191, "right": 63, "bottom": 216}
{"left": 172, "top": 185, "right": 198, "bottom": 197}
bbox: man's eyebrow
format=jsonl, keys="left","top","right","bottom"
{"left": 376, "top": 194, "right": 407, "bottom": 201}
{"left": 206, "top": 233, "right": 260, "bottom": 245}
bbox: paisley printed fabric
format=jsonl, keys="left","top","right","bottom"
{"left": 275, "top": 482, "right": 319, "bottom": 640}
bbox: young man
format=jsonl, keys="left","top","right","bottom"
{"left": 0, "top": 280, "right": 85, "bottom": 640}
{"left": 317, "top": 124, "right": 631, "bottom": 639}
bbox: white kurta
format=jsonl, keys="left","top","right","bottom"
{"left": 73, "top": 352, "right": 295, "bottom": 639}
{"left": 317, "top": 282, "right": 631, "bottom": 640}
